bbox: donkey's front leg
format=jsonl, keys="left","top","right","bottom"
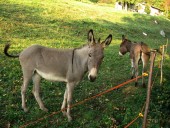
{"left": 66, "top": 82, "right": 75, "bottom": 122}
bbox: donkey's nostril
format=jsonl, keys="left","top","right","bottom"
{"left": 89, "top": 75, "right": 96, "bottom": 82}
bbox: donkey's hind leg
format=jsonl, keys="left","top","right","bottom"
{"left": 134, "top": 58, "right": 139, "bottom": 87}
{"left": 61, "top": 87, "right": 68, "bottom": 116}
{"left": 130, "top": 59, "right": 135, "bottom": 79}
{"left": 21, "top": 69, "right": 33, "bottom": 112}
{"left": 32, "top": 73, "right": 48, "bottom": 112}
{"left": 142, "top": 54, "right": 149, "bottom": 87}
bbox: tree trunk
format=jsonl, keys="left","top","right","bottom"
{"left": 125, "top": 2, "right": 128, "bottom": 11}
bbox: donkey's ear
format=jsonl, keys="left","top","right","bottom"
{"left": 122, "top": 35, "right": 125, "bottom": 41}
{"left": 102, "top": 34, "right": 112, "bottom": 47}
{"left": 88, "top": 29, "right": 95, "bottom": 44}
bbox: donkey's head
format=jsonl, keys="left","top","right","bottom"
{"left": 87, "top": 29, "right": 112, "bottom": 82}
{"left": 119, "top": 35, "right": 131, "bottom": 56}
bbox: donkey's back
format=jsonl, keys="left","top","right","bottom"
{"left": 20, "top": 44, "right": 72, "bottom": 64}
{"left": 130, "top": 42, "right": 150, "bottom": 59}
{"left": 19, "top": 44, "right": 72, "bottom": 82}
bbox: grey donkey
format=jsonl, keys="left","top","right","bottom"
{"left": 4, "top": 29, "right": 112, "bottom": 121}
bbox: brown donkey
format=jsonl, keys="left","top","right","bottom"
{"left": 4, "top": 29, "right": 112, "bottom": 121}
{"left": 119, "top": 35, "right": 150, "bottom": 87}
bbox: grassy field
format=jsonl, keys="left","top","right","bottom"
{"left": 0, "top": 0, "right": 170, "bottom": 127}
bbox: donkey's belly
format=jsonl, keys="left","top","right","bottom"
{"left": 36, "top": 69, "right": 67, "bottom": 82}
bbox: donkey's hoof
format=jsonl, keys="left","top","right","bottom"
{"left": 62, "top": 111, "right": 67, "bottom": 117}
{"left": 41, "top": 107, "right": 48, "bottom": 112}
{"left": 67, "top": 116, "right": 72, "bottom": 122}
{"left": 23, "top": 108, "right": 29, "bottom": 112}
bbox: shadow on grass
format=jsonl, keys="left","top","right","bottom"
{"left": 1, "top": 2, "right": 169, "bottom": 47}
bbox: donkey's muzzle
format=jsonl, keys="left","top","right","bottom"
{"left": 88, "top": 68, "right": 97, "bottom": 82}
{"left": 119, "top": 51, "right": 123, "bottom": 56}
{"left": 89, "top": 75, "right": 96, "bottom": 82}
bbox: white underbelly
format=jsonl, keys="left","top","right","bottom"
{"left": 36, "top": 69, "right": 67, "bottom": 82}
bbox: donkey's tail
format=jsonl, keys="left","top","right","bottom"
{"left": 4, "top": 44, "right": 19, "bottom": 58}
{"left": 140, "top": 42, "right": 162, "bottom": 55}
{"left": 150, "top": 49, "right": 162, "bottom": 55}
{"left": 140, "top": 42, "right": 150, "bottom": 55}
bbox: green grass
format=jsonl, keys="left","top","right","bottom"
{"left": 0, "top": 0, "right": 170, "bottom": 127}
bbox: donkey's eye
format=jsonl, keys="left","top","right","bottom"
{"left": 89, "top": 53, "right": 92, "bottom": 57}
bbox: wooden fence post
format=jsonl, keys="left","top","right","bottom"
{"left": 165, "top": 38, "right": 168, "bottom": 54}
{"left": 160, "top": 45, "right": 165, "bottom": 86}
{"left": 142, "top": 51, "right": 156, "bottom": 128}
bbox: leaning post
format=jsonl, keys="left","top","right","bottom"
{"left": 142, "top": 51, "right": 156, "bottom": 128}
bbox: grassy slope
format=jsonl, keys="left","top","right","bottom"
{"left": 0, "top": 0, "right": 170, "bottom": 127}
